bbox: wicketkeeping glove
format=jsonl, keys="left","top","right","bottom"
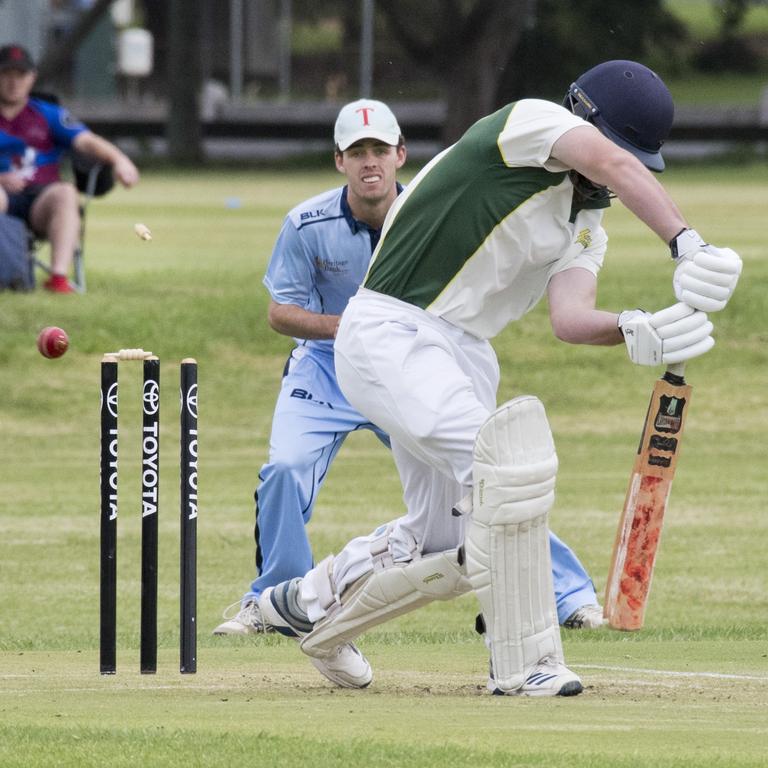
{"left": 618, "top": 302, "right": 714, "bottom": 366}
{"left": 670, "top": 228, "right": 742, "bottom": 313}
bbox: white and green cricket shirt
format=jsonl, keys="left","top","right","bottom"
{"left": 364, "top": 99, "right": 610, "bottom": 340}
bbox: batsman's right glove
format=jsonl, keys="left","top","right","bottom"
{"left": 670, "top": 228, "right": 743, "bottom": 313}
{"left": 618, "top": 302, "right": 714, "bottom": 366}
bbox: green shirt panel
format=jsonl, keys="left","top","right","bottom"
{"left": 364, "top": 104, "right": 567, "bottom": 308}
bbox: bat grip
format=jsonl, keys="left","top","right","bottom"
{"left": 663, "top": 361, "right": 686, "bottom": 385}
{"left": 666, "top": 362, "right": 685, "bottom": 377}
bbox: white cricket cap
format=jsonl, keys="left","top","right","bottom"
{"left": 334, "top": 99, "right": 401, "bottom": 151}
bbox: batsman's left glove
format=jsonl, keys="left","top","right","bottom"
{"left": 670, "top": 228, "right": 742, "bottom": 313}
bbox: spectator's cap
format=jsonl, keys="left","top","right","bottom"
{"left": 334, "top": 99, "right": 401, "bottom": 151}
{"left": 0, "top": 44, "right": 36, "bottom": 72}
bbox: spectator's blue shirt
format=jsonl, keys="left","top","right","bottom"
{"left": 263, "top": 184, "right": 401, "bottom": 353}
{"left": 0, "top": 97, "right": 87, "bottom": 183}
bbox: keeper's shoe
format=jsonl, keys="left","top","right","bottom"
{"left": 212, "top": 600, "right": 273, "bottom": 636}
{"left": 488, "top": 656, "right": 583, "bottom": 697}
{"left": 259, "top": 580, "right": 373, "bottom": 689}
{"left": 563, "top": 604, "right": 606, "bottom": 630}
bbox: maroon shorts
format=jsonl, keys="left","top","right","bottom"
{"left": 6, "top": 184, "right": 47, "bottom": 226}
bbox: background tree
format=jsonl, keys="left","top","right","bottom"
{"left": 166, "top": 0, "right": 203, "bottom": 163}
{"left": 377, "top": 0, "right": 534, "bottom": 143}
{"left": 37, "top": 0, "right": 114, "bottom": 90}
{"left": 696, "top": 0, "right": 765, "bottom": 71}
{"left": 498, "top": 0, "right": 686, "bottom": 103}
{"left": 369, "top": 0, "right": 684, "bottom": 145}
{"left": 718, "top": 0, "right": 752, "bottom": 36}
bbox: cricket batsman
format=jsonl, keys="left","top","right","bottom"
{"left": 257, "top": 60, "right": 742, "bottom": 696}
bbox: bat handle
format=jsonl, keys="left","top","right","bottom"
{"left": 664, "top": 361, "right": 686, "bottom": 384}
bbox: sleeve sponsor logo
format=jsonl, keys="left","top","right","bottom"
{"left": 575, "top": 228, "right": 592, "bottom": 248}
{"left": 59, "top": 108, "right": 81, "bottom": 130}
{"left": 300, "top": 208, "right": 326, "bottom": 222}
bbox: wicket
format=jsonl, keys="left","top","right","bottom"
{"left": 179, "top": 358, "right": 198, "bottom": 674}
{"left": 99, "top": 350, "right": 198, "bottom": 675}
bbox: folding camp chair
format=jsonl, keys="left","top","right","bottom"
{"left": 29, "top": 152, "right": 114, "bottom": 293}
{"left": 24, "top": 90, "right": 115, "bottom": 293}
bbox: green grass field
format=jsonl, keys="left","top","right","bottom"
{"left": 0, "top": 164, "right": 766, "bottom": 767}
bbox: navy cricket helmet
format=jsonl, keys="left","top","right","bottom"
{"left": 564, "top": 60, "right": 674, "bottom": 172}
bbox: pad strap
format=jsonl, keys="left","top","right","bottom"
{"left": 369, "top": 524, "right": 396, "bottom": 572}
{"left": 301, "top": 548, "right": 471, "bottom": 658}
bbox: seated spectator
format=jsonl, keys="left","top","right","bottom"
{"left": 0, "top": 44, "right": 139, "bottom": 293}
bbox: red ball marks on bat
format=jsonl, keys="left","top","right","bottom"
{"left": 37, "top": 326, "right": 69, "bottom": 358}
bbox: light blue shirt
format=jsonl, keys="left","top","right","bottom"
{"left": 263, "top": 185, "right": 390, "bottom": 353}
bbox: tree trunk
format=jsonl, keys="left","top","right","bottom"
{"left": 440, "top": 0, "right": 531, "bottom": 144}
{"left": 378, "top": 0, "right": 533, "bottom": 146}
{"left": 36, "top": 0, "right": 114, "bottom": 90}
{"left": 441, "top": 36, "right": 504, "bottom": 144}
{"left": 166, "top": 0, "right": 203, "bottom": 163}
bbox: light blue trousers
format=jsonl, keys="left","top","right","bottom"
{"left": 244, "top": 347, "right": 597, "bottom": 623}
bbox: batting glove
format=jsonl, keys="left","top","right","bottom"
{"left": 670, "top": 228, "right": 743, "bottom": 313}
{"left": 618, "top": 302, "right": 714, "bottom": 366}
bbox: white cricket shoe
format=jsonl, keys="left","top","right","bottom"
{"left": 212, "top": 600, "right": 273, "bottom": 636}
{"left": 563, "top": 604, "right": 606, "bottom": 630}
{"left": 307, "top": 644, "right": 373, "bottom": 689}
{"left": 488, "top": 657, "right": 583, "bottom": 697}
{"left": 259, "top": 580, "right": 373, "bottom": 689}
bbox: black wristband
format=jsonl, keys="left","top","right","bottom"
{"left": 669, "top": 228, "right": 689, "bottom": 260}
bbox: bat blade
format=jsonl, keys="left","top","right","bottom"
{"left": 604, "top": 365, "right": 692, "bottom": 631}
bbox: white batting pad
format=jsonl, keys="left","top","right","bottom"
{"left": 465, "top": 396, "right": 563, "bottom": 692}
{"left": 301, "top": 548, "right": 471, "bottom": 659}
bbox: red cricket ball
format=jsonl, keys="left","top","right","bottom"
{"left": 37, "top": 326, "right": 69, "bottom": 359}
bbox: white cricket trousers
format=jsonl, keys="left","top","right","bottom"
{"left": 303, "top": 289, "right": 499, "bottom": 621}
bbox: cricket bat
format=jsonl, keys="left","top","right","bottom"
{"left": 604, "top": 362, "right": 692, "bottom": 631}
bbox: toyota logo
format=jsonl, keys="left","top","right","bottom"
{"left": 143, "top": 380, "right": 159, "bottom": 415}
{"left": 185, "top": 383, "right": 198, "bottom": 419}
{"left": 105, "top": 382, "right": 118, "bottom": 418}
